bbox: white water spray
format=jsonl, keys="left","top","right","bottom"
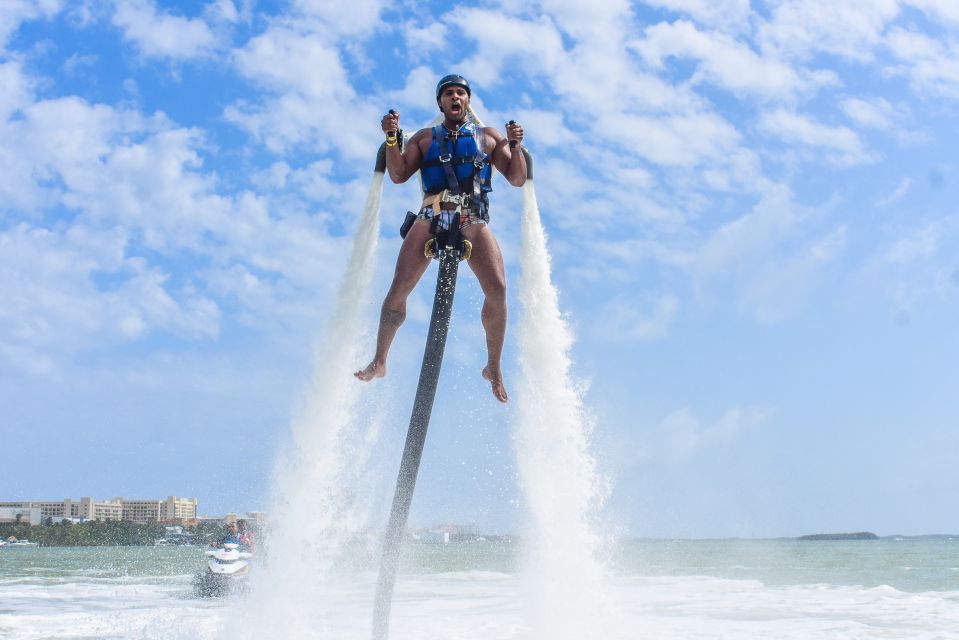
{"left": 515, "top": 181, "right": 610, "bottom": 639}
{"left": 229, "top": 171, "right": 385, "bottom": 639}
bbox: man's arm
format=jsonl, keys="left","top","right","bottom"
{"left": 381, "top": 111, "right": 426, "bottom": 184}
{"left": 487, "top": 123, "right": 527, "bottom": 187}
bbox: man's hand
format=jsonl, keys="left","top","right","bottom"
{"left": 505, "top": 120, "right": 524, "bottom": 148}
{"left": 382, "top": 110, "right": 400, "bottom": 136}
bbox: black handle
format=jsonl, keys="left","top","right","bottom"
{"left": 386, "top": 110, "right": 398, "bottom": 142}
{"left": 507, "top": 120, "right": 517, "bottom": 148}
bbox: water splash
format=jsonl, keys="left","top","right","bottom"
{"left": 228, "top": 171, "right": 385, "bottom": 639}
{"left": 514, "top": 180, "right": 611, "bottom": 639}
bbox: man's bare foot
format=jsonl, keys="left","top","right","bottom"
{"left": 354, "top": 360, "right": 386, "bottom": 381}
{"left": 482, "top": 365, "right": 509, "bottom": 403}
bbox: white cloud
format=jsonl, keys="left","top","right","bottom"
{"left": 631, "top": 20, "right": 834, "bottom": 99}
{"left": 583, "top": 182, "right": 845, "bottom": 323}
{"left": 535, "top": 0, "right": 632, "bottom": 42}
{"left": 62, "top": 53, "right": 98, "bottom": 76}
{"left": 447, "top": 5, "right": 766, "bottom": 199}
{"left": 594, "top": 293, "right": 679, "bottom": 341}
{"left": 608, "top": 111, "right": 742, "bottom": 168}
{"left": 904, "top": 0, "right": 959, "bottom": 26}
{"left": 6, "top": 97, "right": 235, "bottom": 254}
{"left": 881, "top": 219, "right": 946, "bottom": 265}
{"left": 0, "top": 0, "right": 62, "bottom": 50}
{"left": 449, "top": 9, "right": 567, "bottom": 89}
{"left": 642, "top": 0, "right": 752, "bottom": 31}
{"left": 205, "top": 0, "right": 242, "bottom": 24}
{"left": 400, "top": 23, "right": 450, "bottom": 62}
{"left": 0, "top": 80, "right": 357, "bottom": 375}
{"left": 862, "top": 217, "right": 959, "bottom": 311}
{"left": 693, "top": 185, "right": 801, "bottom": 278}
{"left": 111, "top": 0, "right": 217, "bottom": 60}
{"left": 385, "top": 66, "right": 440, "bottom": 115}
{"left": 649, "top": 407, "right": 766, "bottom": 463}
{"left": 508, "top": 108, "right": 577, "bottom": 149}
{"left": 744, "top": 225, "right": 846, "bottom": 322}
{"left": 759, "top": 109, "right": 875, "bottom": 166}
{"left": 759, "top": 0, "right": 901, "bottom": 61}
{"left": 0, "top": 96, "right": 230, "bottom": 364}
{"left": 290, "top": 0, "right": 385, "bottom": 37}
{"left": 220, "top": 0, "right": 388, "bottom": 155}
{"left": 0, "top": 222, "right": 220, "bottom": 373}
{"left": 840, "top": 96, "right": 898, "bottom": 130}
{"left": 227, "top": 25, "right": 380, "bottom": 159}
{"left": 885, "top": 27, "right": 959, "bottom": 100}
{"left": 0, "top": 59, "right": 33, "bottom": 123}
{"left": 876, "top": 177, "right": 913, "bottom": 207}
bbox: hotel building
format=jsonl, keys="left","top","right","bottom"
{"left": 0, "top": 496, "right": 198, "bottom": 524}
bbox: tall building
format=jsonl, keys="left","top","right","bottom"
{"left": 120, "top": 500, "right": 162, "bottom": 523}
{"left": 0, "top": 496, "right": 198, "bottom": 523}
{"left": 162, "top": 496, "right": 198, "bottom": 521}
{"left": 94, "top": 499, "right": 123, "bottom": 521}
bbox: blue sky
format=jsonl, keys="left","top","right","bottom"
{"left": 2, "top": 0, "right": 958, "bottom": 538}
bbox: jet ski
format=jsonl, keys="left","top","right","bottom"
{"left": 192, "top": 543, "right": 252, "bottom": 597}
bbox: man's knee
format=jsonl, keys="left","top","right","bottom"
{"left": 383, "top": 286, "right": 410, "bottom": 310}
{"left": 484, "top": 277, "right": 507, "bottom": 303}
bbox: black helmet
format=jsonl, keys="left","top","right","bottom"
{"left": 436, "top": 74, "right": 471, "bottom": 98}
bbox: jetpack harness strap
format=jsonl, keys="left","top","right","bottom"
{"left": 424, "top": 206, "right": 471, "bottom": 262}
{"left": 470, "top": 126, "right": 486, "bottom": 215}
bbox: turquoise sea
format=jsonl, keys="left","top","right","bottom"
{"left": 1, "top": 539, "right": 958, "bottom": 639}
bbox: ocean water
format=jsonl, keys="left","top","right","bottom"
{"left": 2, "top": 539, "right": 958, "bottom": 639}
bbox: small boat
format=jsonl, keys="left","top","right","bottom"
{"left": 155, "top": 526, "right": 195, "bottom": 546}
{"left": 2, "top": 538, "right": 38, "bottom": 548}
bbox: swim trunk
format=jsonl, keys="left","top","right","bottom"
{"left": 416, "top": 189, "right": 489, "bottom": 232}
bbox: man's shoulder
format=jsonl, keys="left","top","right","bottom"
{"left": 408, "top": 127, "right": 435, "bottom": 147}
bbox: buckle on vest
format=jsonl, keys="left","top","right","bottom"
{"left": 438, "top": 153, "right": 452, "bottom": 163}
{"left": 442, "top": 192, "right": 469, "bottom": 206}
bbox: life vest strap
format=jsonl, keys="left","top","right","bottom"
{"left": 434, "top": 125, "right": 464, "bottom": 194}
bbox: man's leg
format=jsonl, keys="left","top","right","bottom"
{"left": 462, "top": 223, "right": 508, "bottom": 403}
{"left": 355, "top": 219, "right": 433, "bottom": 381}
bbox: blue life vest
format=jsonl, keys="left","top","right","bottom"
{"left": 420, "top": 122, "right": 492, "bottom": 197}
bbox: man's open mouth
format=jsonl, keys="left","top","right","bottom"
{"left": 450, "top": 103, "right": 462, "bottom": 113}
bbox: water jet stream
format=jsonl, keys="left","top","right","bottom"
{"left": 231, "top": 147, "right": 386, "bottom": 640}
{"left": 515, "top": 179, "right": 610, "bottom": 639}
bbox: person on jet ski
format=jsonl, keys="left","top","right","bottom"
{"left": 212, "top": 521, "right": 240, "bottom": 547}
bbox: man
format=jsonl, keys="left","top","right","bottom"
{"left": 212, "top": 521, "right": 239, "bottom": 547}
{"left": 355, "top": 74, "right": 526, "bottom": 403}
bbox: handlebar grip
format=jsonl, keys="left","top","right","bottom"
{"left": 386, "top": 110, "right": 398, "bottom": 142}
